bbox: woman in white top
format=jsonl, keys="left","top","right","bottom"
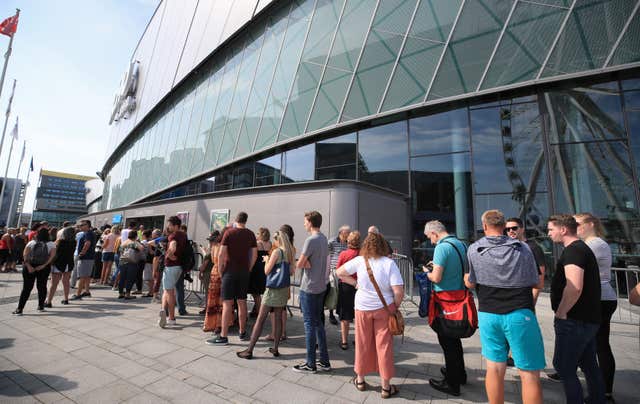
{"left": 575, "top": 213, "right": 617, "bottom": 400}
{"left": 337, "top": 232, "right": 404, "bottom": 399}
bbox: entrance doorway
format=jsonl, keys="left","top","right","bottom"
{"left": 125, "top": 215, "right": 165, "bottom": 232}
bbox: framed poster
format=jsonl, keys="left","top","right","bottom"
{"left": 210, "top": 209, "right": 230, "bottom": 232}
{"left": 176, "top": 211, "right": 189, "bottom": 228}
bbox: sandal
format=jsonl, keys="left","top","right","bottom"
{"left": 280, "top": 335, "right": 287, "bottom": 341}
{"left": 352, "top": 376, "right": 366, "bottom": 392}
{"left": 340, "top": 342, "right": 349, "bottom": 350}
{"left": 268, "top": 347, "right": 280, "bottom": 357}
{"left": 264, "top": 335, "right": 275, "bottom": 342}
{"left": 236, "top": 349, "right": 253, "bottom": 360}
{"left": 381, "top": 385, "right": 399, "bottom": 399}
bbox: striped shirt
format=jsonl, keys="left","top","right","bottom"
{"left": 328, "top": 237, "right": 348, "bottom": 272}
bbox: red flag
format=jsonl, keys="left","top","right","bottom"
{"left": 0, "top": 13, "right": 19, "bottom": 37}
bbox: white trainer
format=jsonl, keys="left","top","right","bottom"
{"left": 158, "top": 310, "right": 167, "bottom": 328}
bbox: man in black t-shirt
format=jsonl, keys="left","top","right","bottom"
{"left": 505, "top": 218, "right": 546, "bottom": 306}
{"left": 547, "top": 214, "right": 604, "bottom": 404}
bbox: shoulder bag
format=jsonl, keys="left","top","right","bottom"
{"left": 428, "top": 239, "right": 478, "bottom": 339}
{"left": 365, "top": 258, "right": 404, "bottom": 337}
{"left": 266, "top": 248, "right": 291, "bottom": 289}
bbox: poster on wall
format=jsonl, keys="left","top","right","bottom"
{"left": 176, "top": 211, "right": 189, "bottom": 228}
{"left": 210, "top": 209, "right": 230, "bottom": 232}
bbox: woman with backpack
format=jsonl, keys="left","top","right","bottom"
{"left": 44, "top": 226, "right": 76, "bottom": 307}
{"left": 117, "top": 230, "right": 144, "bottom": 300}
{"left": 12, "top": 228, "right": 57, "bottom": 315}
{"left": 236, "top": 228, "right": 293, "bottom": 359}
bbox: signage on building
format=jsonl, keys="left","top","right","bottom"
{"left": 109, "top": 60, "right": 140, "bottom": 125}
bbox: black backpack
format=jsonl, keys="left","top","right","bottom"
{"left": 180, "top": 240, "right": 196, "bottom": 271}
{"left": 30, "top": 241, "right": 49, "bottom": 266}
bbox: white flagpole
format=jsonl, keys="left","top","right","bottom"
{"left": 0, "top": 9, "right": 19, "bottom": 102}
{"left": 0, "top": 116, "right": 17, "bottom": 222}
{"left": 0, "top": 79, "right": 16, "bottom": 162}
{"left": 16, "top": 161, "right": 30, "bottom": 227}
{"left": 7, "top": 140, "right": 24, "bottom": 225}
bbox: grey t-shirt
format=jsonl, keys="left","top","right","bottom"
{"left": 586, "top": 237, "right": 617, "bottom": 301}
{"left": 300, "top": 232, "right": 329, "bottom": 294}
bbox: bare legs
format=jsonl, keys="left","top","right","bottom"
{"left": 340, "top": 320, "right": 350, "bottom": 345}
{"left": 162, "top": 289, "right": 176, "bottom": 320}
{"left": 46, "top": 272, "right": 61, "bottom": 304}
{"left": 100, "top": 260, "right": 113, "bottom": 284}
{"left": 61, "top": 272, "right": 70, "bottom": 301}
{"left": 485, "top": 360, "right": 542, "bottom": 404}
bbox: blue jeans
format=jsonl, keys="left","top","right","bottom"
{"left": 553, "top": 317, "right": 605, "bottom": 404}
{"left": 299, "top": 290, "right": 329, "bottom": 367}
{"left": 175, "top": 271, "right": 185, "bottom": 313}
{"left": 118, "top": 262, "right": 138, "bottom": 294}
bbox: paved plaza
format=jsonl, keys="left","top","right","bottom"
{"left": 0, "top": 272, "right": 638, "bottom": 404}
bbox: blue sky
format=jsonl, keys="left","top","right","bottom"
{"left": 0, "top": 0, "right": 158, "bottom": 212}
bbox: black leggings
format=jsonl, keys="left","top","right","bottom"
{"left": 597, "top": 300, "right": 617, "bottom": 394}
{"left": 18, "top": 267, "right": 50, "bottom": 310}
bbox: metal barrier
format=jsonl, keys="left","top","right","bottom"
{"left": 610, "top": 267, "right": 640, "bottom": 326}
{"left": 184, "top": 253, "right": 206, "bottom": 304}
{"left": 392, "top": 253, "right": 416, "bottom": 305}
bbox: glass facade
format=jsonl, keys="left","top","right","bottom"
{"left": 103, "top": 0, "right": 640, "bottom": 211}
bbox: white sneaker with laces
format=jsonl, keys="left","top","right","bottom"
{"left": 158, "top": 310, "right": 167, "bottom": 328}
{"left": 167, "top": 319, "right": 176, "bottom": 327}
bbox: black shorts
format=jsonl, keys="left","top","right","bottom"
{"left": 0, "top": 249, "right": 13, "bottom": 265}
{"left": 221, "top": 270, "right": 249, "bottom": 301}
{"left": 53, "top": 260, "right": 74, "bottom": 273}
{"left": 337, "top": 282, "right": 356, "bottom": 322}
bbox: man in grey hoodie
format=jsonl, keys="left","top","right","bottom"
{"left": 464, "top": 210, "right": 545, "bottom": 404}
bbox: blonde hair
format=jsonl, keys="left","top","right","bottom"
{"left": 481, "top": 210, "right": 505, "bottom": 227}
{"left": 274, "top": 229, "right": 294, "bottom": 264}
{"left": 347, "top": 231, "right": 361, "bottom": 249}
{"left": 575, "top": 212, "right": 605, "bottom": 238}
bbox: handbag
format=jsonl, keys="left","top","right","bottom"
{"left": 266, "top": 249, "right": 290, "bottom": 289}
{"left": 427, "top": 240, "right": 478, "bottom": 338}
{"left": 324, "top": 270, "right": 338, "bottom": 310}
{"left": 364, "top": 258, "right": 404, "bottom": 337}
{"left": 414, "top": 271, "right": 432, "bottom": 318}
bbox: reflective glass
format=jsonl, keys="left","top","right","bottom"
{"left": 428, "top": 0, "right": 513, "bottom": 100}
{"left": 316, "top": 133, "right": 357, "bottom": 168}
{"left": 409, "top": 108, "right": 469, "bottom": 156}
{"left": 611, "top": 9, "right": 640, "bottom": 66}
{"left": 409, "top": 0, "right": 461, "bottom": 42}
{"left": 307, "top": 67, "right": 352, "bottom": 132}
{"left": 219, "top": 31, "right": 265, "bottom": 164}
{"left": 471, "top": 102, "right": 547, "bottom": 194}
{"left": 372, "top": 0, "right": 417, "bottom": 34}
{"left": 215, "top": 168, "right": 233, "bottom": 191}
{"left": 627, "top": 109, "right": 640, "bottom": 189}
{"left": 342, "top": 29, "right": 405, "bottom": 120}
{"left": 543, "top": 0, "right": 637, "bottom": 77}
{"left": 169, "top": 91, "right": 195, "bottom": 186}
{"left": 482, "top": 2, "right": 567, "bottom": 88}
{"left": 189, "top": 72, "right": 217, "bottom": 177}
{"left": 326, "top": 0, "right": 377, "bottom": 71}
{"left": 301, "top": 0, "right": 344, "bottom": 65}
{"left": 474, "top": 192, "right": 549, "bottom": 238}
{"left": 545, "top": 83, "right": 626, "bottom": 143}
{"left": 358, "top": 121, "right": 408, "bottom": 194}
{"left": 625, "top": 90, "right": 640, "bottom": 110}
{"left": 317, "top": 165, "right": 356, "bottom": 180}
{"left": 233, "top": 162, "right": 255, "bottom": 189}
{"left": 381, "top": 37, "right": 443, "bottom": 111}
{"left": 255, "top": 154, "right": 282, "bottom": 186}
{"left": 254, "top": 15, "right": 310, "bottom": 152}
{"left": 282, "top": 143, "right": 315, "bottom": 183}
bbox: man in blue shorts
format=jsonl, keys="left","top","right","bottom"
{"left": 465, "top": 210, "right": 544, "bottom": 404}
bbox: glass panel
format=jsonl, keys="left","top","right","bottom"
{"left": 411, "top": 152, "right": 473, "bottom": 265}
{"left": 169, "top": 90, "right": 195, "bottom": 185}
{"left": 482, "top": 2, "right": 567, "bottom": 89}
{"left": 358, "top": 121, "right": 408, "bottom": 194}
{"left": 283, "top": 143, "right": 315, "bottom": 182}
{"left": 317, "top": 164, "right": 356, "bottom": 180}
{"left": 624, "top": 90, "right": 640, "bottom": 110}
{"left": 316, "top": 133, "right": 357, "bottom": 168}
{"left": 326, "top": 0, "right": 377, "bottom": 71}
{"left": 380, "top": 37, "right": 443, "bottom": 111}
{"left": 409, "top": 0, "right": 461, "bottom": 42}
{"left": 610, "top": 11, "right": 640, "bottom": 66}
{"left": 471, "top": 102, "right": 547, "bottom": 194}
{"left": 428, "top": 0, "right": 513, "bottom": 100}
{"left": 545, "top": 83, "right": 626, "bottom": 143}
{"left": 199, "top": 65, "right": 225, "bottom": 173}
{"left": 279, "top": 0, "right": 344, "bottom": 140}
{"left": 627, "top": 109, "right": 640, "bottom": 188}
{"left": 307, "top": 67, "right": 352, "bottom": 131}
{"left": 542, "top": 0, "right": 637, "bottom": 77}
{"left": 233, "top": 162, "right": 255, "bottom": 189}
{"left": 255, "top": 154, "right": 282, "bottom": 186}
{"left": 341, "top": 29, "right": 405, "bottom": 120}
{"left": 215, "top": 168, "right": 233, "bottom": 191}
{"left": 474, "top": 192, "right": 549, "bottom": 239}
{"left": 220, "top": 31, "right": 265, "bottom": 163}
{"left": 622, "top": 78, "right": 640, "bottom": 91}
{"left": 371, "top": 0, "right": 416, "bottom": 34}
{"left": 409, "top": 107, "right": 469, "bottom": 156}
{"left": 550, "top": 141, "right": 640, "bottom": 262}
{"left": 290, "top": 0, "right": 315, "bottom": 21}
{"left": 254, "top": 16, "right": 310, "bottom": 152}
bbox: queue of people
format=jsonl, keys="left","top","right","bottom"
{"left": 6, "top": 207, "right": 628, "bottom": 403}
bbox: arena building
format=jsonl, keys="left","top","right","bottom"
{"left": 87, "top": 0, "right": 640, "bottom": 265}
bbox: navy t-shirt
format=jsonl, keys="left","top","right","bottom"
{"left": 78, "top": 231, "right": 96, "bottom": 260}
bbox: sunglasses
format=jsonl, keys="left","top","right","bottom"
{"left": 505, "top": 226, "right": 519, "bottom": 232}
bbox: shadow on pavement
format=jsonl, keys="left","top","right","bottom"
{"left": 0, "top": 337, "right": 14, "bottom": 349}
{"left": 1, "top": 369, "right": 78, "bottom": 396}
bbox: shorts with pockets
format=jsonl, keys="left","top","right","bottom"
{"left": 102, "top": 252, "right": 115, "bottom": 262}
{"left": 76, "top": 259, "right": 94, "bottom": 278}
{"left": 162, "top": 266, "right": 182, "bottom": 290}
{"left": 221, "top": 270, "right": 249, "bottom": 300}
{"left": 478, "top": 308, "right": 545, "bottom": 370}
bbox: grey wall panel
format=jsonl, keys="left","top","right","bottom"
{"left": 358, "top": 187, "right": 409, "bottom": 253}
{"left": 222, "top": 1, "right": 259, "bottom": 41}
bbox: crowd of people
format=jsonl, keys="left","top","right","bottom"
{"left": 5, "top": 208, "right": 635, "bottom": 403}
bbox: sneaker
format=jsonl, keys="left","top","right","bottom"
{"left": 547, "top": 372, "right": 562, "bottom": 382}
{"left": 167, "top": 319, "right": 176, "bottom": 327}
{"left": 80, "top": 292, "right": 92, "bottom": 297}
{"left": 37, "top": 306, "right": 45, "bottom": 312}
{"left": 12, "top": 309, "right": 22, "bottom": 316}
{"left": 317, "top": 361, "right": 331, "bottom": 372}
{"left": 292, "top": 363, "right": 317, "bottom": 374}
{"left": 329, "top": 315, "right": 338, "bottom": 326}
{"left": 44, "top": 302, "right": 52, "bottom": 308}
{"left": 178, "top": 310, "right": 189, "bottom": 316}
{"left": 206, "top": 336, "right": 228, "bottom": 345}
{"left": 60, "top": 300, "right": 69, "bottom": 305}
{"left": 70, "top": 294, "right": 82, "bottom": 301}
{"left": 158, "top": 310, "right": 167, "bottom": 328}
{"left": 239, "top": 331, "right": 248, "bottom": 341}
